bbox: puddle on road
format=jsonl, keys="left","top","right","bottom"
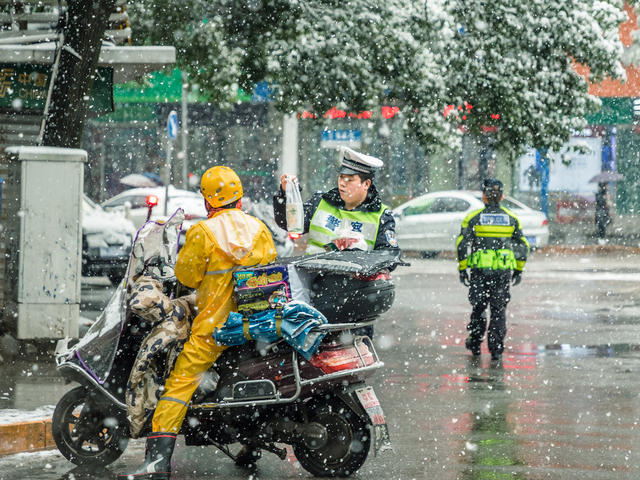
{"left": 446, "top": 351, "right": 636, "bottom": 479}
{"left": 538, "top": 310, "right": 640, "bottom": 326}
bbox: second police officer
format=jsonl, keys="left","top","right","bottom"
{"left": 456, "top": 179, "right": 529, "bottom": 361}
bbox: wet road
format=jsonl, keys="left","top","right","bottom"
{"left": 2, "top": 251, "right": 640, "bottom": 479}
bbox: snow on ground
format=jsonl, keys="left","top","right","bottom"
{"left": 0, "top": 449, "right": 60, "bottom": 467}
{"left": 0, "top": 406, "right": 55, "bottom": 424}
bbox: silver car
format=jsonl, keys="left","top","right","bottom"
{"left": 394, "top": 190, "right": 549, "bottom": 255}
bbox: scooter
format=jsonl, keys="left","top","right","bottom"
{"left": 53, "top": 208, "right": 405, "bottom": 477}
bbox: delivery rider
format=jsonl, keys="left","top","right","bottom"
{"left": 456, "top": 178, "right": 529, "bottom": 361}
{"left": 119, "top": 166, "right": 277, "bottom": 480}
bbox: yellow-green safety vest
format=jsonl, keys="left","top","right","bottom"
{"left": 306, "top": 199, "right": 387, "bottom": 255}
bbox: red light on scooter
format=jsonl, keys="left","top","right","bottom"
{"left": 288, "top": 232, "right": 301, "bottom": 240}
{"left": 310, "top": 345, "right": 374, "bottom": 373}
{"left": 145, "top": 195, "right": 159, "bottom": 208}
{"left": 352, "top": 271, "right": 391, "bottom": 281}
{"left": 542, "top": 219, "right": 549, "bottom": 226}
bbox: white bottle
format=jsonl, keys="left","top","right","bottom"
{"left": 285, "top": 176, "right": 304, "bottom": 234}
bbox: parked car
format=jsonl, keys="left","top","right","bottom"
{"left": 82, "top": 195, "right": 136, "bottom": 284}
{"left": 394, "top": 190, "right": 549, "bottom": 254}
{"left": 101, "top": 186, "right": 207, "bottom": 231}
{"left": 102, "top": 187, "right": 294, "bottom": 258}
{"left": 243, "top": 198, "right": 295, "bottom": 258}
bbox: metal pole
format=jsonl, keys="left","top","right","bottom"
{"left": 38, "top": 32, "right": 64, "bottom": 145}
{"left": 98, "top": 143, "right": 105, "bottom": 202}
{"left": 165, "top": 136, "right": 172, "bottom": 216}
{"left": 181, "top": 71, "right": 189, "bottom": 188}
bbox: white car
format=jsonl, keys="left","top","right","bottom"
{"left": 101, "top": 186, "right": 207, "bottom": 231}
{"left": 242, "top": 198, "right": 295, "bottom": 258}
{"left": 394, "top": 190, "right": 549, "bottom": 254}
{"left": 82, "top": 195, "right": 137, "bottom": 284}
{"left": 102, "top": 187, "right": 294, "bottom": 258}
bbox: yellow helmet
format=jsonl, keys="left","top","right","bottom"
{"left": 200, "top": 166, "right": 243, "bottom": 208}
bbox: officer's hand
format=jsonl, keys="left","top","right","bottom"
{"left": 459, "top": 269, "right": 470, "bottom": 286}
{"left": 512, "top": 270, "right": 522, "bottom": 286}
{"left": 280, "top": 174, "right": 298, "bottom": 192}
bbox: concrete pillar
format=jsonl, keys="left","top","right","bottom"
{"left": 281, "top": 113, "right": 299, "bottom": 177}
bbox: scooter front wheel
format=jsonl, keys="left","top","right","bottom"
{"left": 52, "top": 386, "right": 128, "bottom": 466}
{"left": 293, "top": 398, "right": 370, "bottom": 477}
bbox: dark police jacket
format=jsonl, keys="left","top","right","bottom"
{"left": 456, "top": 203, "right": 529, "bottom": 272}
{"left": 273, "top": 184, "right": 398, "bottom": 251}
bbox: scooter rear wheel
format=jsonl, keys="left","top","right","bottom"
{"left": 293, "top": 398, "right": 370, "bottom": 477}
{"left": 52, "top": 386, "right": 128, "bottom": 466}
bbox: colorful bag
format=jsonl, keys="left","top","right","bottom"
{"left": 233, "top": 265, "right": 292, "bottom": 316}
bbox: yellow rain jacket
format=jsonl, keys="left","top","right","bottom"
{"left": 152, "top": 208, "right": 277, "bottom": 433}
{"left": 175, "top": 208, "right": 277, "bottom": 336}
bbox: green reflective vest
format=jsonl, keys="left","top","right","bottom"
{"left": 456, "top": 206, "right": 529, "bottom": 272}
{"left": 306, "top": 199, "right": 386, "bottom": 255}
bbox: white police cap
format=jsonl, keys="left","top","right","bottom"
{"left": 339, "top": 147, "right": 384, "bottom": 176}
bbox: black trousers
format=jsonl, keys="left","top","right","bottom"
{"left": 467, "top": 270, "right": 511, "bottom": 355}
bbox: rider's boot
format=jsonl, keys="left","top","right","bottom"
{"left": 117, "top": 432, "right": 176, "bottom": 480}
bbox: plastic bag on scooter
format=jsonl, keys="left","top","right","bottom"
{"left": 213, "top": 301, "right": 327, "bottom": 360}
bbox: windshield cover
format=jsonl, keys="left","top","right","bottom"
{"left": 72, "top": 209, "right": 185, "bottom": 383}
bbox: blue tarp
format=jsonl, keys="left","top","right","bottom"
{"left": 213, "top": 301, "right": 328, "bottom": 360}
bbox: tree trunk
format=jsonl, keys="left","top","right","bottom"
{"left": 41, "top": 0, "right": 116, "bottom": 148}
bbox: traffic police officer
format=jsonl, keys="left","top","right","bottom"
{"left": 274, "top": 146, "right": 398, "bottom": 253}
{"left": 456, "top": 178, "right": 529, "bottom": 361}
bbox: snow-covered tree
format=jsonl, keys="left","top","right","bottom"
{"left": 440, "top": 0, "right": 627, "bottom": 154}
{"left": 129, "top": 0, "right": 456, "bottom": 150}
{"left": 129, "top": 0, "right": 628, "bottom": 155}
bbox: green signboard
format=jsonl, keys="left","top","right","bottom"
{"left": 0, "top": 63, "right": 113, "bottom": 114}
{"left": 585, "top": 97, "right": 633, "bottom": 125}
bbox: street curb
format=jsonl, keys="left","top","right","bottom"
{"left": 0, "top": 418, "right": 55, "bottom": 456}
{"left": 403, "top": 244, "right": 640, "bottom": 259}
{"left": 534, "top": 244, "right": 640, "bottom": 255}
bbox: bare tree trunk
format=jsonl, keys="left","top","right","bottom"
{"left": 41, "top": 0, "right": 116, "bottom": 148}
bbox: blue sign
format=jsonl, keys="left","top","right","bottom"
{"left": 321, "top": 129, "right": 361, "bottom": 144}
{"left": 167, "top": 110, "right": 178, "bottom": 140}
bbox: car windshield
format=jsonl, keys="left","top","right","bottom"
{"left": 403, "top": 197, "right": 437, "bottom": 216}
{"left": 403, "top": 196, "right": 471, "bottom": 215}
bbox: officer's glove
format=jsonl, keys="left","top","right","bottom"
{"left": 511, "top": 270, "right": 522, "bottom": 286}
{"left": 459, "top": 269, "right": 470, "bottom": 287}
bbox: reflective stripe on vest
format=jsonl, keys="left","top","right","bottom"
{"left": 469, "top": 249, "right": 517, "bottom": 270}
{"left": 473, "top": 225, "right": 515, "bottom": 237}
{"left": 306, "top": 199, "right": 386, "bottom": 255}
